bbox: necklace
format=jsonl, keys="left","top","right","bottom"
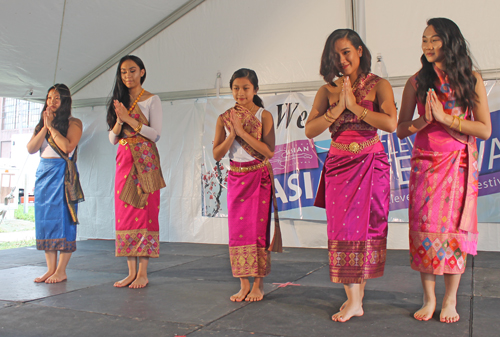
{"left": 128, "top": 88, "right": 145, "bottom": 114}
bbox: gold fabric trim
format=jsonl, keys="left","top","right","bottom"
{"left": 230, "top": 160, "right": 267, "bottom": 173}
{"left": 229, "top": 244, "right": 271, "bottom": 277}
{"left": 330, "top": 135, "right": 380, "bottom": 154}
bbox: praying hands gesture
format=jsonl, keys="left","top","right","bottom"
{"left": 113, "top": 100, "right": 131, "bottom": 125}
{"left": 230, "top": 110, "right": 245, "bottom": 137}
{"left": 43, "top": 108, "right": 55, "bottom": 131}
{"left": 426, "top": 89, "right": 447, "bottom": 124}
{"left": 343, "top": 76, "right": 358, "bottom": 112}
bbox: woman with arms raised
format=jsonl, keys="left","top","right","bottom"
{"left": 305, "top": 29, "right": 397, "bottom": 322}
{"left": 397, "top": 18, "right": 491, "bottom": 323}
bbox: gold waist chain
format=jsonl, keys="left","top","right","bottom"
{"left": 230, "top": 160, "right": 267, "bottom": 173}
{"left": 330, "top": 135, "right": 380, "bottom": 154}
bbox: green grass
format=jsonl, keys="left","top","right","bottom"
{"left": 14, "top": 205, "right": 35, "bottom": 222}
{"left": 0, "top": 239, "right": 36, "bottom": 250}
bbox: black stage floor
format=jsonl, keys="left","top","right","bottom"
{"left": 0, "top": 240, "right": 498, "bottom": 337}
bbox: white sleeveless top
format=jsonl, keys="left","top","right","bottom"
{"left": 225, "top": 107, "right": 263, "bottom": 162}
{"left": 40, "top": 139, "right": 75, "bottom": 158}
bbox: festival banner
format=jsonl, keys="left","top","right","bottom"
{"left": 201, "top": 81, "right": 500, "bottom": 223}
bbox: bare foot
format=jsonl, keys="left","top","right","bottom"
{"left": 45, "top": 271, "right": 67, "bottom": 284}
{"left": 34, "top": 270, "right": 55, "bottom": 283}
{"left": 246, "top": 283, "right": 264, "bottom": 302}
{"left": 414, "top": 299, "right": 436, "bottom": 321}
{"left": 332, "top": 301, "right": 364, "bottom": 322}
{"left": 129, "top": 275, "right": 148, "bottom": 289}
{"left": 230, "top": 287, "right": 250, "bottom": 302}
{"left": 440, "top": 301, "right": 459, "bottom": 323}
{"left": 114, "top": 274, "right": 136, "bottom": 288}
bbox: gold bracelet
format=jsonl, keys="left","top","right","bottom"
{"left": 324, "top": 113, "right": 334, "bottom": 123}
{"left": 449, "top": 116, "right": 457, "bottom": 129}
{"left": 358, "top": 108, "right": 368, "bottom": 121}
{"left": 52, "top": 132, "right": 58, "bottom": 140}
{"left": 134, "top": 122, "right": 143, "bottom": 133}
{"left": 459, "top": 118, "right": 462, "bottom": 132}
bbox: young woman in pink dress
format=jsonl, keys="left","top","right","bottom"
{"left": 305, "top": 29, "right": 397, "bottom": 322}
{"left": 107, "top": 55, "right": 165, "bottom": 289}
{"left": 213, "top": 68, "right": 281, "bottom": 302}
{"left": 398, "top": 18, "right": 491, "bottom": 323}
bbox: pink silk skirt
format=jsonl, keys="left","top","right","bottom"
{"left": 317, "top": 131, "right": 389, "bottom": 283}
{"left": 227, "top": 159, "right": 272, "bottom": 278}
{"left": 114, "top": 143, "right": 160, "bottom": 257}
{"left": 409, "top": 146, "right": 474, "bottom": 275}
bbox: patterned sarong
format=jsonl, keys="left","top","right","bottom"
{"left": 35, "top": 158, "right": 77, "bottom": 252}
{"left": 114, "top": 104, "right": 164, "bottom": 258}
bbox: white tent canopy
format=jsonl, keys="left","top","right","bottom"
{"left": 2, "top": 0, "right": 500, "bottom": 250}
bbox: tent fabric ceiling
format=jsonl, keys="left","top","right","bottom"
{"left": 0, "top": 0, "right": 192, "bottom": 99}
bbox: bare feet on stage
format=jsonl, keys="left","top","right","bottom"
{"left": 129, "top": 275, "right": 149, "bottom": 289}
{"left": 414, "top": 299, "right": 436, "bottom": 321}
{"left": 246, "top": 277, "right": 264, "bottom": 302}
{"left": 114, "top": 274, "right": 136, "bottom": 288}
{"left": 230, "top": 277, "right": 250, "bottom": 302}
{"left": 331, "top": 300, "right": 364, "bottom": 322}
{"left": 34, "top": 270, "right": 55, "bottom": 283}
{"left": 45, "top": 271, "right": 67, "bottom": 283}
{"left": 440, "top": 299, "right": 459, "bottom": 323}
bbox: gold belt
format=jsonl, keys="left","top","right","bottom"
{"left": 230, "top": 160, "right": 267, "bottom": 173}
{"left": 330, "top": 135, "right": 380, "bottom": 154}
{"left": 119, "top": 137, "right": 143, "bottom": 146}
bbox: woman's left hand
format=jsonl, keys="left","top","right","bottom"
{"left": 230, "top": 110, "right": 245, "bottom": 137}
{"left": 429, "top": 90, "right": 447, "bottom": 123}
{"left": 114, "top": 100, "right": 132, "bottom": 124}
{"left": 344, "top": 77, "right": 358, "bottom": 112}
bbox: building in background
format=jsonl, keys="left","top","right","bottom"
{"left": 0, "top": 97, "right": 43, "bottom": 214}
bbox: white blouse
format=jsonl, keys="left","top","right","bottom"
{"left": 225, "top": 107, "right": 263, "bottom": 162}
{"left": 109, "top": 95, "right": 163, "bottom": 145}
{"left": 40, "top": 139, "right": 75, "bottom": 158}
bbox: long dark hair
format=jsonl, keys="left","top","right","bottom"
{"left": 229, "top": 68, "right": 264, "bottom": 108}
{"left": 34, "top": 84, "right": 72, "bottom": 137}
{"left": 416, "top": 18, "right": 478, "bottom": 111}
{"left": 106, "top": 55, "right": 146, "bottom": 130}
{"left": 320, "top": 29, "right": 372, "bottom": 85}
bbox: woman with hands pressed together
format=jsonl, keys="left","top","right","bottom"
{"left": 27, "top": 84, "right": 84, "bottom": 284}
{"left": 397, "top": 18, "right": 491, "bottom": 323}
{"left": 107, "top": 55, "right": 165, "bottom": 289}
{"left": 213, "top": 68, "right": 282, "bottom": 303}
{"left": 305, "top": 29, "right": 397, "bottom": 322}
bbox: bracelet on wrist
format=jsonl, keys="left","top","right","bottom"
{"left": 358, "top": 108, "right": 368, "bottom": 121}
{"left": 449, "top": 116, "right": 457, "bottom": 129}
{"left": 134, "top": 122, "right": 143, "bottom": 133}
{"left": 423, "top": 115, "right": 432, "bottom": 124}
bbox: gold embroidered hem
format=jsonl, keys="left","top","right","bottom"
{"left": 37, "top": 238, "right": 76, "bottom": 252}
{"left": 115, "top": 229, "right": 159, "bottom": 257}
{"left": 328, "top": 239, "right": 386, "bottom": 283}
{"left": 229, "top": 244, "right": 271, "bottom": 277}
